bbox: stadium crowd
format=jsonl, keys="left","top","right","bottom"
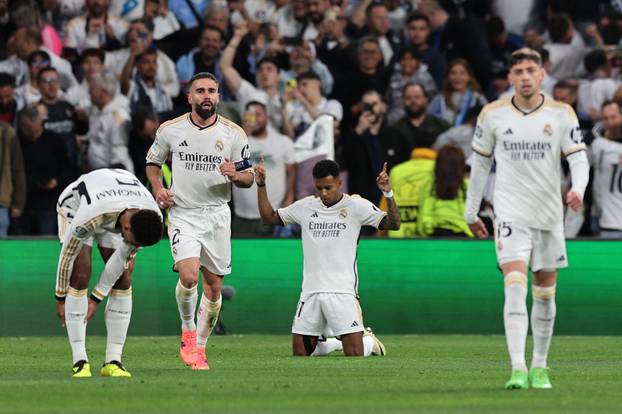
{"left": 1, "top": 0, "right": 622, "bottom": 238}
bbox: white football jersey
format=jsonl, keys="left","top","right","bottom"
{"left": 277, "top": 194, "right": 386, "bottom": 296}
{"left": 55, "top": 169, "right": 161, "bottom": 299}
{"left": 472, "top": 96, "right": 586, "bottom": 230}
{"left": 146, "top": 113, "right": 252, "bottom": 209}
{"left": 590, "top": 136, "right": 622, "bottom": 230}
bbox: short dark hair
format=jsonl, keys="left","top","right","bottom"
{"left": 80, "top": 48, "right": 105, "bottom": 64}
{"left": 403, "top": 82, "right": 428, "bottom": 99}
{"left": 554, "top": 79, "right": 577, "bottom": 94}
{"left": 0, "top": 72, "right": 15, "bottom": 88}
{"left": 27, "top": 50, "right": 51, "bottom": 67}
{"left": 257, "top": 56, "right": 280, "bottom": 70}
{"left": 398, "top": 46, "right": 423, "bottom": 62}
{"left": 601, "top": 99, "right": 620, "bottom": 111}
{"left": 130, "top": 210, "right": 163, "bottom": 246}
{"left": 131, "top": 16, "right": 155, "bottom": 33}
{"left": 406, "top": 11, "right": 430, "bottom": 26}
{"left": 366, "top": 1, "right": 386, "bottom": 18}
{"left": 203, "top": 24, "right": 225, "bottom": 41}
{"left": 136, "top": 48, "right": 158, "bottom": 63}
{"left": 296, "top": 70, "right": 321, "bottom": 82}
{"left": 188, "top": 72, "right": 219, "bottom": 89}
{"left": 509, "top": 48, "right": 542, "bottom": 68}
{"left": 37, "top": 66, "right": 58, "bottom": 83}
{"left": 584, "top": 49, "right": 608, "bottom": 74}
{"left": 245, "top": 100, "right": 266, "bottom": 111}
{"left": 312, "top": 159, "right": 340, "bottom": 179}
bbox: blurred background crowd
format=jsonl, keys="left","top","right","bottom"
{"left": 1, "top": 0, "right": 622, "bottom": 239}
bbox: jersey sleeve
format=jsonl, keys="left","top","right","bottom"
{"left": 561, "top": 110, "right": 587, "bottom": 157}
{"left": 54, "top": 209, "right": 103, "bottom": 300}
{"left": 354, "top": 197, "right": 387, "bottom": 229}
{"left": 277, "top": 199, "right": 306, "bottom": 225}
{"left": 146, "top": 124, "right": 172, "bottom": 166}
{"left": 231, "top": 126, "right": 253, "bottom": 172}
{"left": 471, "top": 109, "right": 495, "bottom": 158}
{"left": 91, "top": 243, "right": 138, "bottom": 302}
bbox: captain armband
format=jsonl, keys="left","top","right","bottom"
{"left": 234, "top": 159, "right": 253, "bottom": 172}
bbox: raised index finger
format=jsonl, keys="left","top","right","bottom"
{"left": 382, "top": 162, "right": 388, "bottom": 174}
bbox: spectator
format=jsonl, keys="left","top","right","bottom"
{"left": 169, "top": 0, "right": 210, "bottom": 30}
{"left": 128, "top": 108, "right": 159, "bottom": 185}
{"left": 403, "top": 11, "right": 446, "bottom": 89}
{"left": 418, "top": 0, "right": 492, "bottom": 89}
{"left": 394, "top": 82, "right": 450, "bottom": 151}
{"left": 344, "top": 90, "right": 409, "bottom": 206}
{"left": 15, "top": 103, "right": 69, "bottom": 235}
{"left": 106, "top": 17, "right": 180, "bottom": 100}
{"left": 37, "top": 66, "right": 88, "bottom": 170}
{"left": 0, "top": 121, "right": 26, "bottom": 236}
{"left": 417, "top": 144, "right": 473, "bottom": 237}
{"left": 0, "top": 73, "right": 24, "bottom": 127}
{"left": 63, "top": 0, "right": 129, "bottom": 53}
{"left": 176, "top": 25, "right": 228, "bottom": 95}
{"left": 332, "top": 36, "right": 391, "bottom": 133}
{"left": 578, "top": 49, "right": 620, "bottom": 120}
{"left": 543, "top": 13, "right": 585, "bottom": 80}
{"left": 123, "top": 49, "right": 173, "bottom": 115}
{"left": 304, "top": 0, "right": 332, "bottom": 40}
{"left": 221, "top": 21, "right": 284, "bottom": 129}
{"left": 86, "top": 71, "right": 133, "bottom": 172}
{"left": 553, "top": 80, "right": 593, "bottom": 131}
{"left": 386, "top": 47, "right": 437, "bottom": 124}
{"left": 12, "top": 0, "right": 63, "bottom": 57}
{"left": 232, "top": 100, "right": 296, "bottom": 236}
{"left": 428, "top": 59, "right": 487, "bottom": 126}
{"left": 350, "top": 1, "right": 402, "bottom": 66}
{"left": 65, "top": 48, "right": 110, "bottom": 112}
{"left": 16, "top": 50, "right": 51, "bottom": 105}
{"left": 40, "top": 0, "right": 84, "bottom": 39}
{"left": 273, "top": 0, "right": 310, "bottom": 39}
{"left": 143, "top": 0, "right": 181, "bottom": 41}
{"left": 486, "top": 15, "right": 523, "bottom": 86}
{"left": 434, "top": 104, "right": 482, "bottom": 160}
{"left": 314, "top": 5, "right": 353, "bottom": 78}
{"left": 283, "top": 71, "right": 342, "bottom": 199}
{"left": 281, "top": 40, "right": 334, "bottom": 97}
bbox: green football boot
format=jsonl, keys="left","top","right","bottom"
{"left": 529, "top": 367, "right": 552, "bottom": 389}
{"left": 505, "top": 370, "right": 529, "bottom": 389}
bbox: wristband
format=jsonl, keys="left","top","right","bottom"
{"left": 382, "top": 190, "right": 394, "bottom": 198}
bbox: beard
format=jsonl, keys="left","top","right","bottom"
{"left": 252, "top": 125, "right": 267, "bottom": 136}
{"left": 405, "top": 106, "right": 426, "bottom": 119}
{"left": 194, "top": 101, "right": 216, "bottom": 120}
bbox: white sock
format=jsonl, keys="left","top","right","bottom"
{"left": 531, "top": 284, "right": 556, "bottom": 369}
{"left": 363, "top": 335, "right": 374, "bottom": 357}
{"left": 65, "top": 287, "right": 88, "bottom": 364}
{"left": 503, "top": 271, "right": 528, "bottom": 372}
{"left": 311, "top": 338, "right": 343, "bottom": 356}
{"left": 175, "top": 280, "right": 197, "bottom": 332}
{"left": 197, "top": 293, "right": 221, "bottom": 348}
{"left": 105, "top": 288, "right": 132, "bottom": 363}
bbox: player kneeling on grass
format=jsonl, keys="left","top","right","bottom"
{"left": 55, "top": 169, "right": 163, "bottom": 378}
{"left": 256, "top": 157, "right": 399, "bottom": 356}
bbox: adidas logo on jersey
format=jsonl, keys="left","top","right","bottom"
{"left": 179, "top": 140, "right": 189, "bottom": 147}
{"left": 504, "top": 128, "right": 513, "bottom": 135}
{"left": 350, "top": 321, "right": 359, "bottom": 327}
{"left": 311, "top": 212, "right": 318, "bottom": 218}
{"left": 556, "top": 255, "right": 566, "bottom": 262}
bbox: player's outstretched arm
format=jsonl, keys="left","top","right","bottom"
{"left": 256, "top": 155, "right": 285, "bottom": 226}
{"left": 146, "top": 164, "right": 174, "bottom": 208}
{"left": 376, "top": 162, "right": 400, "bottom": 231}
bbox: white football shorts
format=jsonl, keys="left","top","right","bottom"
{"left": 168, "top": 204, "right": 232, "bottom": 276}
{"left": 292, "top": 292, "right": 365, "bottom": 337}
{"left": 494, "top": 219, "right": 568, "bottom": 271}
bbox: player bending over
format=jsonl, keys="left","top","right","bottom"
{"left": 55, "top": 169, "right": 163, "bottom": 378}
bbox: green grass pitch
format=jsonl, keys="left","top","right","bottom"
{"left": 0, "top": 335, "right": 620, "bottom": 414}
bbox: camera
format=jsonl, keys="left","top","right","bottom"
{"left": 362, "top": 102, "right": 374, "bottom": 113}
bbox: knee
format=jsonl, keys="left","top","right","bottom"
{"left": 178, "top": 271, "right": 198, "bottom": 288}
{"left": 113, "top": 274, "right": 132, "bottom": 290}
{"left": 70, "top": 269, "right": 91, "bottom": 290}
{"left": 532, "top": 284, "right": 556, "bottom": 302}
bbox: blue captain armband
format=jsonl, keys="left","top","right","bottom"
{"left": 234, "top": 159, "right": 253, "bottom": 171}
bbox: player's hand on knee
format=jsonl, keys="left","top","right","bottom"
{"left": 565, "top": 191, "right": 583, "bottom": 212}
{"left": 468, "top": 219, "right": 489, "bottom": 239}
{"left": 85, "top": 299, "right": 99, "bottom": 322}
{"left": 155, "top": 187, "right": 174, "bottom": 208}
{"left": 56, "top": 301, "right": 66, "bottom": 328}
